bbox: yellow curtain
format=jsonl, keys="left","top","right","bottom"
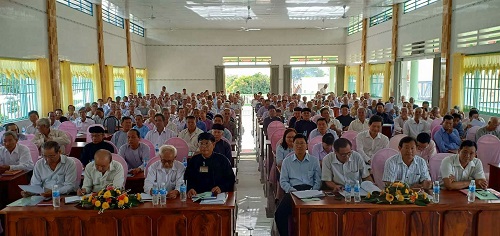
{"left": 123, "top": 66, "right": 130, "bottom": 95}
{"left": 347, "top": 65, "right": 361, "bottom": 94}
{"left": 35, "top": 58, "right": 53, "bottom": 115}
{"left": 136, "top": 68, "right": 148, "bottom": 94}
{"left": 0, "top": 58, "right": 37, "bottom": 78}
{"left": 92, "top": 63, "right": 103, "bottom": 100}
{"left": 451, "top": 53, "right": 465, "bottom": 108}
{"left": 106, "top": 65, "right": 114, "bottom": 99}
{"left": 129, "top": 67, "right": 136, "bottom": 94}
{"left": 344, "top": 66, "right": 350, "bottom": 91}
{"left": 113, "top": 66, "right": 129, "bottom": 97}
{"left": 382, "top": 61, "right": 392, "bottom": 101}
{"left": 463, "top": 53, "right": 500, "bottom": 72}
{"left": 363, "top": 63, "right": 371, "bottom": 94}
{"left": 60, "top": 61, "right": 73, "bottom": 111}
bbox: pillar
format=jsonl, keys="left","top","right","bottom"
{"left": 47, "top": 0, "right": 61, "bottom": 109}
{"left": 410, "top": 60, "right": 419, "bottom": 99}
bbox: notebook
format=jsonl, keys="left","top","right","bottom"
{"left": 459, "top": 188, "right": 500, "bottom": 200}
{"left": 200, "top": 193, "right": 228, "bottom": 204}
{"left": 2, "top": 169, "right": 22, "bottom": 176}
{"left": 291, "top": 190, "right": 325, "bottom": 199}
{"left": 192, "top": 192, "right": 217, "bottom": 202}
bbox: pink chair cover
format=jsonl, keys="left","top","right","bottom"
{"left": 371, "top": 148, "right": 399, "bottom": 188}
{"left": 308, "top": 136, "right": 323, "bottom": 153}
{"left": 104, "top": 140, "right": 118, "bottom": 154}
{"left": 59, "top": 121, "right": 77, "bottom": 142}
{"left": 62, "top": 130, "right": 74, "bottom": 155}
{"left": 111, "top": 153, "right": 128, "bottom": 185}
{"left": 165, "top": 137, "right": 189, "bottom": 161}
{"left": 144, "top": 123, "right": 154, "bottom": 130}
{"left": 68, "top": 156, "right": 83, "bottom": 187}
{"left": 25, "top": 134, "right": 35, "bottom": 141}
{"left": 145, "top": 156, "right": 160, "bottom": 178}
{"left": 430, "top": 118, "right": 443, "bottom": 132}
{"left": 18, "top": 140, "right": 40, "bottom": 164}
{"left": 341, "top": 131, "right": 358, "bottom": 150}
{"left": 267, "top": 121, "right": 285, "bottom": 138}
{"left": 429, "top": 153, "right": 453, "bottom": 182}
{"left": 431, "top": 125, "right": 441, "bottom": 139}
{"left": 389, "top": 134, "right": 407, "bottom": 151}
{"left": 311, "top": 115, "right": 322, "bottom": 123}
{"left": 466, "top": 126, "right": 480, "bottom": 142}
{"left": 140, "top": 139, "right": 156, "bottom": 158}
{"left": 86, "top": 124, "right": 105, "bottom": 143}
{"left": 477, "top": 134, "right": 500, "bottom": 178}
{"left": 270, "top": 129, "right": 285, "bottom": 153}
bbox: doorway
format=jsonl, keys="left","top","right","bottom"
{"left": 291, "top": 66, "right": 336, "bottom": 99}
{"left": 399, "top": 58, "right": 435, "bottom": 106}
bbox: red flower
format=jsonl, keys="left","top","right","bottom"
{"left": 107, "top": 198, "right": 112, "bottom": 203}
{"left": 117, "top": 195, "right": 125, "bottom": 201}
{"left": 106, "top": 186, "right": 114, "bottom": 191}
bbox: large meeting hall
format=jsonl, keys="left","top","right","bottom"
{"left": 1, "top": 0, "right": 500, "bottom": 235}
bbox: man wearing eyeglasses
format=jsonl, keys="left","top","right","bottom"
{"left": 21, "top": 141, "right": 76, "bottom": 198}
{"left": 184, "top": 132, "right": 235, "bottom": 199}
{"left": 80, "top": 126, "right": 115, "bottom": 166}
{"left": 77, "top": 149, "right": 124, "bottom": 195}
{"left": 144, "top": 145, "right": 185, "bottom": 199}
{"left": 321, "top": 138, "right": 373, "bottom": 192}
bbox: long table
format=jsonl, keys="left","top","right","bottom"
{"left": 0, "top": 171, "right": 31, "bottom": 209}
{"left": 292, "top": 190, "right": 500, "bottom": 236}
{"left": 1, "top": 192, "right": 236, "bottom": 236}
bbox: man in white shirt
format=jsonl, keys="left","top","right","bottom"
{"left": 319, "top": 84, "right": 328, "bottom": 95}
{"left": 394, "top": 107, "right": 410, "bottom": 135}
{"left": 0, "top": 131, "right": 34, "bottom": 173}
{"left": 355, "top": 115, "right": 389, "bottom": 164}
{"left": 348, "top": 107, "right": 369, "bottom": 132}
{"left": 144, "top": 145, "right": 185, "bottom": 198}
{"left": 33, "top": 118, "right": 71, "bottom": 154}
{"left": 77, "top": 149, "right": 124, "bottom": 195}
{"left": 145, "top": 114, "right": 176, "bottom": 149}
{"left": 48, "top": 111, "right": 61, "bottom": 129}
{"left": 178, "top": 116, "right": 204, "bottom": 152}
{"left": 26, "top": 110, "right": 39, "bottom": 134}
{"left": 403, "top": 107, "right": 430, "bottom": 138}
{"left": 74, "top": 107, "right": 95, "bottom": 133}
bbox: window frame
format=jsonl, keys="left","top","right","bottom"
{"left": 463, "top": 68, "right": 500, "bottom": 116}
{"left": 56, "top": 0, "right": 93, "bottom": 16}
{"left": 0, "top": 73, "right": 38, "bottom": 123}
{"left": 71, "top": 74, "right": 94, "bottom": 109}
{"left": 370, "top": 73, "right": 384, "bottom": 98}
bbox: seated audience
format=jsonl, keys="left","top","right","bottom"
{"left": 310, "top": 133, "right": 335, "bottom": 163}
{"left": 276, "top": 128, "right": 297, "bottom": 167}
{"left": 144, "top": 145, "right": 185, "bottom": 198}
{"left": 111, "top": 117, "right": 133, "bottom": 149}
{"left": 1, "top": 123, "right": 27, "bottom": 143}
{"left": 336, "top": 105, "right": 355, "bottom": 130}
{"left": 144, "top": 114, "right": 176, "bottom": 148}
{"left": 65, "top": 105, "right": 78, "bottom": 121}
{"left": 355, "top": 115, "right": 389, "bottom": 164}
{"left": 22, "top": 141, "right": 76, "bottom": 198}
{"left": 415, "top": 133, "right": 437, "bottom": 162}
{"left": 475, "top": 117, "right": 500, "bottom": 141}
{"left": 434, "top": 115, "right": 461, "bottom": 153}
{"left": 178, "top": 116, "right": 204, "bottom": 152}
{"left": 374, "top": 102, "right": 394, "bottom": 124}
{"left": 212, "top": 124, "right": 232, "bottom": 162}
{"left": 48, "top": 111, "right": 62, "bottom": 129}
{"left": 32, "top": 118, "right": 70, "bottom": 154}
{"left": 0, "top": 131, "right": 34, "bottom": 173}
{"left": 132, "top": 114, "right": 149, "bottom": 139}
{"left": 92, "top": 108, "right": 105, "bottom": 125}
{"left": 403, "top": 107, "right": 430, "bottom": 138}
{"left": 320, "top": 107, "right": 342, "bottom": 137}
{"left": 78, "top": 149, "right": 124, "bottom": 195}
{"left": 439, "top": 140, "right": 487, "bottom": 190}
{"left": 393, "top": 107, "right": 410, "bottom": 135}
{"left": 263, "top": 105, "right": 282, "bottom": 136}
{"left": 294, "top": 108, "right": 317, "bottom": 139}
{"left": 74, "top": 107, "right": 95, "bottom": 133}
{"left": 322, "top": 138, "right": 372, "bottom": 191}
{"left": 81, "top": 126, "right": 115, "bottom": 165}
{"left": 452, "top": 113, "right": 465, "bottom": 138}
{"left": 26, "top": 110, "right": 39, "bottom": 134}
{"left": 382, "top": 137, "right": 432, "bottom": 189}
{"left": 348, "top": 107, "right": 369, "bottom": 132}
{"left": 309, "top": 118, "right": 338, "bottom": 140}
{"left": 118, "top": 129, "right": 150, "bottom": 175}
{"left": 222, "top": 108, "right": 236, "bottom": 137}
{"left": 463, "top": 109, "right": 485, "bottom": 129}
{"left": 288, "top": 107, "right": 302, "bottom": 128}
{"left": 212, "top": 114, "right": 232, "bottom": 141}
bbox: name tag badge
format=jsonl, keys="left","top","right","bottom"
{"left": 200, "top": 166, "right": 209, "bottom": 173}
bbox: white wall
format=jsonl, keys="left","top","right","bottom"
{"left": 146, "top": 29, "right": 346, "bottom": 94}
{"left": 366, "top": 21, "right": 392, "bottom": 62}
{"left": 0, "top": 0, "right": 48, "bottom": 59}
{"left": 131, "top": 34, "right": 147, "bottom": 68}
{"left": 345, "top": 32, "right": 362, "bottom": 65}
{"left": 103, "top": 23, "right": 127, "bottom": 67}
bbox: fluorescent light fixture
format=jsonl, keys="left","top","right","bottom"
{"left": 287, "top": 6, "right": 346, "bottom": 20}
{"left": 186, "top": 5, "right": 257, "bottom": 20}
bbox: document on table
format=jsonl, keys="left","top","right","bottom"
{"left": 7, "top": 196, "right": 45, "bottom": 207}
{"left": 339, "top": 181, "right": 381, "bottom": 197}
{"left": 291, "top": 190, "right": 325, "bottom": 199}
{"left": 19, "top": 185, "right": 45, "bottom": 194}
{"left": 65, "top": 196, "right": 83, "bottom": 204}
{"left": 200, "top": 193, "right": 228, "bottom": 204}
{"left": 140, "top": 193, "right": 153, "bottom": 201}
{"left": 192, "top": 192, "right": 217, "bottom": 202}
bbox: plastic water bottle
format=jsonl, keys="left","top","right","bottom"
{"left": 353, "top": 180, "right": 361, "bottom": 202}
{"left": 344, "top": 181, "right": 352, "bottom": 202}
{"left": 159, "top": 182, "right": 167, "bottom": 206}
{"left": 152, "top": 181, "right": 159, "bottom": 206}
{"left": 180, "top": 180, "right": 187, "bottom": 202}
{"left": 155, "top": 144, "right": 160, "bottom": 155}
{"left": 468, "top": 180, "right": 476, "bottom": 203}
{"left": 52, "top": 185, "right": 60, "bottom": 208}
{"left": 21, "top": 127, "right": 26, "bottom": 135}
{"left": 432, "top": 181, "right": 440, "bottom": 203}
{"left": 182, "top": 157, "right": 188, "bottom": 168}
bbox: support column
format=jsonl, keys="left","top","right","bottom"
{"left": 440, "top": 0, "right": 453, "bottom": 112}
{"left": 96, "top": 4, "right": 107, "bottom": 99}
{"left": 47, "top": 0, "right": 61, "bottom": 109}
{"left": 360, "top": 18, "right": 368, "bottom": 93}
{"left": 391, "top": 4, "right": 400, "bottom": 99}
{"left": 410, "top": 60, "right": 419, "bottom": 99}
{"left": 125, "top": 19, "right": 135, "bottom": 94}
{"left": 336, "top": 65, "right": 345, "bottom": 95}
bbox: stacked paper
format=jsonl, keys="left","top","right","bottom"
{"left": 292, "top": 190, "right": 325, "bottom": 199}
{"left": 200, "top": 193, "right": 228, "bottom": 204}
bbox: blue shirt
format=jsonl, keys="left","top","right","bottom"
{"left": 308, "top": 128, "right": 339, "bottom": 140}
{"left": 276, "top": 145, "right": 293, "bottom": 166}
{"left": 454, "top": 122, "right": 465, "bottom": 138}
{"left": 183, "top": 120, "right": 207, "bottom": 132}
{"left": 279, "top": 153, "right": 321, "bottom": 193}
{"left": 133, "top": 125, "right": 150, "bottom": 139}
{"left": 434, "top": 127, "right": 461, "bottom": 153}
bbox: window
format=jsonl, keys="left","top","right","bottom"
{"left": 370, "top": 74, "right": 384, "bottom": 98}
{"left": 136, "top": 78, "right": 145, "bottom": 95}
{"left": 114, "top": 79, "right": 125, "bottom": 98}
{"left": 222, "top": 57, "right": 271, "bottom": 66}
{"left": 464, "top": 68, "right": 500, "bottom": 115}
{"left": 457, "top": 25, "right": 500, "bottom": 48}
{"left": 347, "top": 14, "right": 363, "bottom": 35}
{"left": 56, "top": 0, "right": 93, "bottom": 16}
{"left": 348, "top": 75, "right": 356, "bottom": 93}
{"left": 404, "top": 0, "right": 439, "bottom": 14}
{"left": 290, "top": 56, "right": 339, "bottom": 65}
{"left": 72, "top": 76, "right": 94, "bottom": 109}
{"left": 0, "top": 60, "right": 38, "bottom": 123}
{"left": 130, "top": 14, "right": 145, "bottom": 37}
{"left": 369, "top": 8, "right": 392, "bottom": 27}
{"left": 102, "top": 0, "right": 124, "bottom": 28}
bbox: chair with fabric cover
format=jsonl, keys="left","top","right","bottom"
{"left": 86, "top": 124, "right": 105, "bottom": 143}
{"left": 165, "top": 137, "right": 189, "bottom": 161}
{"left": 429, "top": 153, "right": 453, "bottom": 182}
{"left": 430, "top": 118, "right": 443, "bottom": 132}
{"left": 104, "top": 140, "right": 118, "bottom": 154}
{"left": 389, "top": 134, "right": 407, "bottom": 151}
{"left": 466, "top": 126, "right": 481, "bottom": 142}
{"left": 270, "top": 129, "right": 286, "bottom": 153}
{"left": 25, "top": 134, "right": 35, "bottom": 141}
{"left": 477, "top": 134, "right": 500, "bottom": 180}
{"left": 371, "top": 148, "right": 399, "bottom": 188}
{"left": 307, "top": 136, "right": 323, "bottom": 153}
{"left": 111, "top": 153, "right": 128, "bottom": 185}
{"left": 103, "top": 116, "right": 119, "bottom": 134}
{"left": 341, "top": 130, "right": 358, "bottom": 150}
{"left": 59, "top": 121, "right": 77, "bottom": 142}
{"left": 68, "top": 156, "right": 84, "bottom": 187}
{"left": 267, "top": 121, "right": 285, "bottom": 138}
{"left": 145, "top": 156, "right": 160, "bottom": 178}
{"left": 431, "top": 125, "right": 442, "bottom": 139}
{"left": 18, "top": 140, "right": 40, "bottom": 164}
{"left": 62, "top": 130, "right": 74, "bottom": 155}
{"left": 144, "top": 123, "right": 154, "bottom": 130}
{"left": 140, "top": 139, "right": 156, "bottom": 159}
{"left": 311, "top": 115, "right": 322, "bottom": 123}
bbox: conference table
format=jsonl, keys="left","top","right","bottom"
{"left": 292, "top": 190, "right": 500, "bottom": 236}
{"left": 0, "top": 171, "right": 31, "bottom": 209}
{"left": 1, "top": 192, "right": 236, "bottom": 236}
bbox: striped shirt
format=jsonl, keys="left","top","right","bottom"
{"left": 382, "top": 154, "right": 431, "bottom": 186}
{"left": 321, "top": 151, "right": 369, "bottom": 186}
{"left": 30, "top": 155, "right": 76, "bottom": 194}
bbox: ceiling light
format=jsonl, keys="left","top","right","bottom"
{"left": 287, "top": 6, "right": 347, "bottom": 20}
{"left": 186, "top": 5, "right": 257, "bottom": 20}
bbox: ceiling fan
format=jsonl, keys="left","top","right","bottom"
{"left": 342, "top": 5, "right": 347, "bottom": 19}
{"left": 238, "top": 5, "right": 260, "bottom": 32}
{"left": 315, "top": 18, "right": 337, "bottom": 30}
{"left": 146, "top": 5, "right": 156, "bottom": 20}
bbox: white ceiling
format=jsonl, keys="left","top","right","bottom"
{"left": 107, "top": 0, "right": 406, "bottom": 30}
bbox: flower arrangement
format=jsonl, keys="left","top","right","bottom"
{"left": 79, "top": 185, "right": 142, "bottom": 214}
{"left": 364, "top": 181, "right": 431, "bottom": 206}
